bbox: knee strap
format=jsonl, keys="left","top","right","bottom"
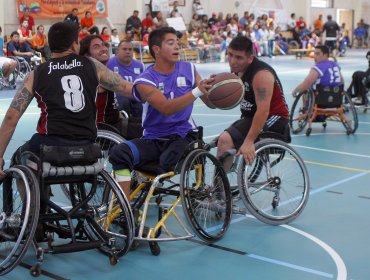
{"left": 125, "top": 141, "right": 140, "bottom": 166}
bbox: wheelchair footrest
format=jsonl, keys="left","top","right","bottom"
{"left": 51, "top": 240, "right": 102, "bottom": 254}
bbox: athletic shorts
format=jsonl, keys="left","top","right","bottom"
{"left": 225, "top": 116, "right": 289, "bottom": 150}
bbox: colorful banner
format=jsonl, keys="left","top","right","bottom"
{"left": 16, "top": 0, "right": 108, "bottom": 18}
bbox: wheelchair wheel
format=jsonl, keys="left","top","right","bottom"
{"left": 0, "top": 165, "right": 40, "bottom": 275}
{"left": 237, "top": 139, "right": 309, "bottom": 225}
{"left": 342, "top": 92, "right": 358, "bottom": 134}
{"left": 180, "top": 150, "right": 231, "bottom": 243}
{"left": 289, "top": 90, "right": 314, "bottom": 134}
{"left": 84, "top": 170, "right": 134, "bottom": 258}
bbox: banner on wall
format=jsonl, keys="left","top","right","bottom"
{"left": 16, "top": 0, "right": 108, "bottom": 18}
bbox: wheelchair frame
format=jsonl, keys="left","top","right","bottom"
{"left": 0, "top": 144, "right": 135, "bottom": 276}
{"left": 289, "top": 88, "right": 358, "bottom": 136}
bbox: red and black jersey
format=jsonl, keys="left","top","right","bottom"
{"left": 96, "top": 88, "right": 120, "bottom": 124}
{"left": 33, "top": 54, "right": 99, "bottom": 141}
{"left": 239, "top": 57, "right": 289, "bottom": 119}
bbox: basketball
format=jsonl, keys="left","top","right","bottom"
{"left": 207, "top": 73, "right": 244, "bottom": 110}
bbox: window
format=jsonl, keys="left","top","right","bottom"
{"left": 311, "top": 0, "right": 332, "bottom": 8}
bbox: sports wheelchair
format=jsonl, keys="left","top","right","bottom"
{"left": 0, "top": 143, "right": 135, "bottom": 276}
{"left": 93, "top": 127, "right": 232, "bottom": 256}
{"left": 289, "top": 85, "right": 358, "bottom": 136}
{"left": 206, "top": 130, "right": 310, "bottom": 225}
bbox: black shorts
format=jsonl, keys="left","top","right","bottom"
{"left": 325, "top": 40, "right": 337, "bottom": 51}
{"left": 225, "top": 116, "right": 289, "bottom": 150}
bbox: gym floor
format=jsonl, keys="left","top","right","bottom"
{"left": 1, "top": 48, "right": 369, "bottom": 280}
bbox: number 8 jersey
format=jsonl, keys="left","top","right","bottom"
{"left": 33, "top": 54, "right": 99, "bottom": 141}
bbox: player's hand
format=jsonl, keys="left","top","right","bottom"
{"left": 237, "top": 141, "right": 255, "bottom": 166}
{"left": 0, "top": 157, "right": 6, "bottom": 181}
{"left": 198, "top": 76, "right": 215, "bottom": 96}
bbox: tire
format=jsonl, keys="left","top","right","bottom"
{"left": 0, "top": 166, "right": 40, "bottom": 275}
{"left": 83, "top": 170, "right": 135, "bottom": 258}
{"left": 341, "top": 92, "right": 358, "bottom": 134}
{"left": 237, "top": 139, "right": 309, "bottom": 225}
{"left": 180, "top": 150, "right": 231, "bottom": 242}
{"left": 289, "top": 90, "right": 314, "bottom": 134}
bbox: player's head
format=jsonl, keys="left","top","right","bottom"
{"left": 48, "top": 21, "right": 79, "bottom": 53}
{"left": 116, "top": 39, "right": 134, "bottom": 65}
{"left": 148, "top": 26, "right": 178, "bottom": 59}
{"left": 227, "top": 36, "right": 255, "bottom": 73}
{"left": 79, "top": 34, "right": 109, "bottom": 63}
{"left": 313, "top": 45, "right": 329, "bottom": 63}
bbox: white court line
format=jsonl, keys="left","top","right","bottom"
{"left": 193, "top": 113, "right": 239, "bottom": 117}
{"left": 291, "top": 144, "right": 370, "bottom": 159}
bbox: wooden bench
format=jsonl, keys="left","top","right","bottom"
{"left": 134, "top": 51, "right": 155, "bottom": 64}
{"left": 179, "top": 48, "right": 199, "bottom": 62}
{"left": 289, "top": 48, "right": 314, "bottom": 59}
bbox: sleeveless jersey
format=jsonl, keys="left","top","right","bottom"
{"left": 33, "top": 54, "right": 99, "bottom": 141}
{"left": 312, "top": 60, "right": 342, "bottom": 88}
{"left": 133, "top": 61, "right": 197, "bottom": 139}
{"left": 239, "top": 58, "right": 289, "bottom": 119}
{"left": 96, "top": 88, "right": 120, "bottom": 124}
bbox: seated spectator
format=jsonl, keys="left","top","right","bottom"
{"left": 142, "top": 12, "right": 155, "bottom": 33}
{"left": 100, "top": 27, "right": 111, "bottom": 42}
{"left": 142, "top": 27, "right": 152, "bottom": 52}
{"left": 79, "top": 25, "right": 90, "bottom": 41}
{"left": 64, "top": 8, "right": 79, "bottom": 26}
{"left": 227, "top": 18, "right": 239, "bottom": 37}
{"left": 110, "top": 28, "right": 120, "bottom": 54}
{"left": 17, "top": 19, "right": 33, "bottom": 43}
{"left": 7, "top": 31, "right": 35, "bottom": 63}
{"left": 354, "top": 23, "right": 367, "bottom": 48}
{"left": 308, "top": 32, "right": 320, "bottom": 49}
{"left": 80, "top": 11, "right": 99, "bottom": 35}
{"left": 126, "top": 10, "right": 141, "bottom": 33}
{"left": 31, "top": 25, "right": 51, "bottom": 60}
{"left": 19, "top": 7, "right": 35, "bottom": 34}
{"left": 153, "top": 11, "right": 167, "bottom": 29}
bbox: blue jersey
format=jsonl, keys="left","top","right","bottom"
{"left": 106, "top": 57, "right": 144, "bottom": 102}
{"left": 0, "top": 37, "right": 3, "bottom": 57}
{"left": 133, "top": 61, "right": 197, "bottom": 139}
{"left": 312, "top": 60, "right": 342, "bottom": 88}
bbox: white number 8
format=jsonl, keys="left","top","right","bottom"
{"left": 62, "top": 75, "right": 85, "bottom": 112}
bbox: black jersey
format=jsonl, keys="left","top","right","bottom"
{"left": 33, "top": 54, "right": 99, "bottom": 141}
{"left": 323, "top": 20, "right": 340, "bottom": 38}
{"left": 239, "top": 58, "right": 289, "bottom": 119}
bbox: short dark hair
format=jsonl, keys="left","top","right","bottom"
{"left": 117, "top": 39, "right": 133, "bottom": 48}
{"left": 148, "top": 26, "right": 177, "bottom": 59}
{"left": 48, "top": 21, "right": 79, "bottom": 53}
{"left": 315, "top": 45, "right": 330, "bottom": 56}
{"left": 10, "top": 31, "right": 19, "bottom": 37}
{"left": 37, "top": 25, "right": 44, "bottom": 31}
{"left": 228, "top": 35, "right": 254, "bottom": 56}
{"left": 79, "top": 34, "right": 104, "bottom": 56}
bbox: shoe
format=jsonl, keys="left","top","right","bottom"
{"left": 352, "top": 97, "right": 363, "bottom": 105}
{"left": 31, "top": 56, "right": 41, "bottom": 62}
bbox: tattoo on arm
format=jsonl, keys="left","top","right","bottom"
{"left": 10, "top": 74, "right": 33, "bottom": 114}
{"left": 256, "top": 87, "right": 267, "bottom": 101}
{"left": 92, "top": 58, "right": 122, "bottom": 92}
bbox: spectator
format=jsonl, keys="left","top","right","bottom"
{"left": 314, "top": 14, "right": 323, "bottom": 34}
{"left": 354, "top": 22, "right": 367, "bottom": 48}
{"left": 106, "top": 39, "right": 145, "bottom": 119}
{"left": 266, "top": 10, "right": 278, "bottom": 32}
{"left": 153, "top": 11, "right": 167, "bottom": 29}
{"left": 208, "top": 12, "right": 218, "bottom": 28}
{"left": 17, "top": 19, "right": 33, "bottom": 43}
{"left": 169, "top": 1, "right": 183, "bottom": 18}
{"left": 7, "top": 31, "right": 34, "bottom": 63}
{"left": 227, "top": 18, "right": 239, "bottom": 37}
{"left": 110, "top": 28, "right": 120, "bottom": 54}
{"left": 142, "top": 12, "right": 155, "bottom": 32}
{"left": 239, "top": 11, "right": 250, "bottom": 28}
{"left": 64, "top": 8, "right": 79, "bottom": 26}
{"left": 296, "top": 16, "right": 307, "bottom": 28}
{"left": 79, "top": 25, "right": 90, "bottom": 41}
{"left": 19, "top": 7, "right": 35, "bottom": 33}
{"left": 100, "top": 27, "right": 111, "bottom": 42}
{"left": 31, "top": 25, "right": 51, "bottom": 60}
{"left": 126, "top": 10, "right": 142, "bottom": 33}
{"left": 287, "top": 13, "right": 296, "bottom": 31}
{"left": 338, "top": 23, "right": 350, "bottom": 55}
{"left": 188, "top": 13, "right": 200, "bottom": 33}
{"left": 192, "top": 0, "right": 205, "bottom": 17}
{"left": 80, "top": 11, "right": 99, "bottom": 35}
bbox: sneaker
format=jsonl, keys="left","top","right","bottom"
{"left": 31, "top": 56, "right": 41, "bottom": 62}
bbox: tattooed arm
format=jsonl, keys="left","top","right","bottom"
{"left": 0, "top": 72, "right": 34, "bottom": 178}
{"left": 238, "top": 70, "right": 274, "bottom": 165}
{"left": 89, "top": 57, "right": 133, "bottom": 98}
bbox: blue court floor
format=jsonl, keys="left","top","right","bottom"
{"left": 1, "top": 48, "right": 370, "bottom": 280}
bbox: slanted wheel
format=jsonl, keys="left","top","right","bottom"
{"left": 0, "top": 166, "right": 40, "bottom": 275}
{"left": 341, "top": 92, "right": 358, "bottom": 134}
{"left": 237, "top": 139, "right": 310, "bottom": 225}
{"left": 289, "top": 90, "right": 314, "bottom": 134}
{"left": 83, "top": 170, "right": 135, "bottom": 258}
{"left": 180, "top": 150, "right": 231, "bottom": 243}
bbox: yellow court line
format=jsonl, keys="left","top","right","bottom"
{"left": 303, "top": 160, "right": 370, "bottom": 173}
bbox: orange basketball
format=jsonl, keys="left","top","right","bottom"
{"left": 208, "top": 73, "right": 244, "bottom": 110}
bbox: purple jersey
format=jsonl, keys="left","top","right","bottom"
{"left": 312, "top": 60, "right": 342, "bottom": 88}
{"left": 133, "top": 61, "right": 197, "bottom": 139}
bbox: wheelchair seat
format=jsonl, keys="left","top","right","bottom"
{"left": 314, "top": 84, "right": 344, "bottom": 108}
